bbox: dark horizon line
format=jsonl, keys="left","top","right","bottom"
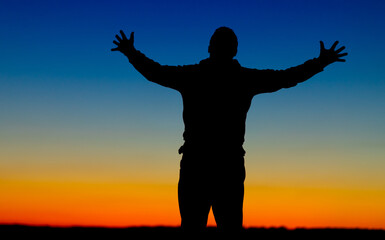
{"left": 1, "top": 223, "right": 384, "bottom": 232}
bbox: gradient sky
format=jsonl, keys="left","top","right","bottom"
{"left": 1, "top": 0, "right": 385, "bottom": 229}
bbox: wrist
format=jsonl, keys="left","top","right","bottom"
{"left": 317, "top": 56, "right": 329, "bottom": 69}
{"left": 123, "top": 45, "right": 136, "bottom": 57}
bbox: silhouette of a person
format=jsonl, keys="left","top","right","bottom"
{"left": 111, "top": 27, "right": 347, "bottom": 232}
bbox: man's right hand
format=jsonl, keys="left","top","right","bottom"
{"left": 318, "top": 41, "right": 347, "bottom": 67}
{"left": 111, "top": 30, "right": 134, "bottom": 56}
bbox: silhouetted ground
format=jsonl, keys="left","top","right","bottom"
{"left": 1, "top": 225, "right": 384, "bottom": 239}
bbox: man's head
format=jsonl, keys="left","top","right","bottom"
{"left": 208, "top": 27, "right": 238, "bottom": 60}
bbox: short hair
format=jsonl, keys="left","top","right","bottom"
{"left": 208, "top": 27, "right": 238, "bottom": 58}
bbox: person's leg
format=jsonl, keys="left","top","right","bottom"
{"left": 178, "top": 160, "right": 212, "bottom": 232}
{"left": 211, "top": 161, "right": 245, "bottom": 232}
{"left": 211, "top": 181, "right": 244, "bottom": 232}
{"left": 178, "top": 179, "right": 211, "bottom": 231}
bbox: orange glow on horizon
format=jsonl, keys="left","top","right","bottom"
{"left": 1, "top": 179, "right": 385, "bottom": 229}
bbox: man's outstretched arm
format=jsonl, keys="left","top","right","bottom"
{"left": 111, "top": 30, "right": 190, "bottom": 90}
{"left": 246, "top": 41, "right": 348, "bottom": 94}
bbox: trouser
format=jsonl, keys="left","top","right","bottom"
{"left": 178, "top": 153, "right": 246, "bottom": 232}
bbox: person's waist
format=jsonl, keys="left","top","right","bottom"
{"left": 178, "top": 141, "right": 245, "bottom": 156}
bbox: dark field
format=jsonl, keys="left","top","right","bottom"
{"left": 1, "top": 225, "right": 384, "bottom": 239}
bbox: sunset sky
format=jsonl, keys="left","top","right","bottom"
{"left": 1, "top": 0, "right": 385, "bottom": 229}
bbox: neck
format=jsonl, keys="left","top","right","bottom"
{"left": 209, "top": 55, "right": 234, "bottom": 62}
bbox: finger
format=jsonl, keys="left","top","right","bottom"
{"left": 320, "top": 41, "right": 325, "bottom": 50}
{"left": 130, "top": 32, "right": 134, "bottom": 41}
{"left": 335, "top": 46, "right": 345, "bottom": 53}
{"left": 111, "top": 48, "right": 119, "bottom": 51}
{"left": 120, "top": 30, "right": 128, "bottom": 40}
{"left": 338, "top": 52, "right": 348, "bottom": 57}
{"left": 331, "top": 41, "right": 339, "bottom": 50}
{"left": 113, "top": 40, "right": 120, "bottom": 46}
{"left": 115, "top": 34, "right": 122, "bottom": 42}
{"left": 335, "top": 59, "right": 346, "bottom": 62}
